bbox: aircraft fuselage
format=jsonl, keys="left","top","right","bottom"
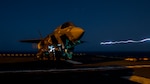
{"left": 36, "top": 22, "right": 85, "bottom": 60}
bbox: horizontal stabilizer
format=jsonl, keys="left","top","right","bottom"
{"left": 19, "top": 39, "right": 42, "bottom": 43}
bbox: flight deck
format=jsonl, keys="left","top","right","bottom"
{"left": 0, "top": 52, "right": 150, "bottom": 84}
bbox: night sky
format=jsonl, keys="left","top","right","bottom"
{"left": 1, "top": 0, "right": 150, "bottom": 52}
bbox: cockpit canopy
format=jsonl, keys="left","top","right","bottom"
{"left": 61, "top": 22, "right": 75, "bottom": 29}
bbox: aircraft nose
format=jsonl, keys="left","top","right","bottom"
{"left": 70, "top": 27, "right": 84, "bottom": 40}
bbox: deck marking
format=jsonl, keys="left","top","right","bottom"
{"left": 122, "top": 75, "right": 150, "bottom": 84}
{"left": 65, "top": 60, "right": 83, "bottom": 64}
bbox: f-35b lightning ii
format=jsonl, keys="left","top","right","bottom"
{"left": 20, "top": 22, "right": 85, "bottom": 61}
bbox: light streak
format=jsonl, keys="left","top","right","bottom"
{"left": 100, "top": 38, "right": 150, "bottom": 45}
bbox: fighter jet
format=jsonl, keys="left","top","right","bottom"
{"left": 20, "top": 22, "right": 85, "bottom": 60}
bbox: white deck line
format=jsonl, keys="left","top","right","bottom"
{"left": 65, "top": 60, "right": 83, "bottom": 64}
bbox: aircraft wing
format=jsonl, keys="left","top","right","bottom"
{"left": 19, "top": 39, "right": 42, "bottom": 43}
